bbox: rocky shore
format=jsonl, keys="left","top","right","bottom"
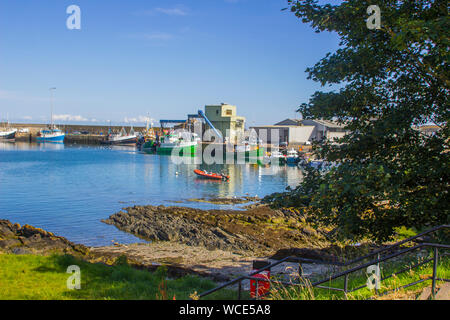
{"left": 101, "top": 204, "right": 331, "bottom": 256}
{"left": 0, "top": 220, "right": 89, "bottom": 257}
{"left": 0, "top": 219, "right": 242, "bottom": 279}
{"left": 0, "top": 202, "right": 370, "bottom": 282}
{"left": 97, "top": 203, "right": 357, "bottom": 281}
{"left": 0, "top": 218, "right": 335, "bottom": 282}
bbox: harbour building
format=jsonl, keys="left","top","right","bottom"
{"left": 250, "top": 119, "right": 349, "bottom": 146}
{"left": 204, "top": 104, "right": 245, "bottom": 144}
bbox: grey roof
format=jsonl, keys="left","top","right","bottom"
{"left": 274, "top": 119, "right": 303, "bottom": 126}
{"left": 302, "top": 119, "right": 346, "bottom": 128}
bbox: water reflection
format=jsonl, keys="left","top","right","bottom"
{"left": 0, "top": 141, "right": 65, "bottom": 151}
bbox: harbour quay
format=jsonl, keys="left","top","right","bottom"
{"left": 10, "top": 123, "right": 146, "bottom": 144}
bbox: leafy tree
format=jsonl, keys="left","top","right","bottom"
{"left": 269, "top": 0, "right": 449, "bottom": 242}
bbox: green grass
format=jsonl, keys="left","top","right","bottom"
{"left": 3, "top": 251, "right": 447, "bottom": 300}
{"left": 0, "top": 253, "right": 237, "bottom": 300}
{"left": 269, "top": 252, "right": 450, "bottom": 300}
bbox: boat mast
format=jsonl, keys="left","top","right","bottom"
{"left": 49, "top": 87, "right": 56, "bottom": 128}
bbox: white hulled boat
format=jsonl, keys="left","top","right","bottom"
{"left": 0, "top": 114, "right": 17, "bottom": 140}
{"left": 37, "top": 88, "right": 65, "bottom": 143}
{"left": 103, "top": 127, "right": 138, "bottom": 145}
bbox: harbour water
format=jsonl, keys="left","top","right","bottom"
{"left": 0, "top": 142, "right": 303, "bottom": 246}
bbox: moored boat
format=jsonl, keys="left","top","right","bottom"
{"left": 138, "top": 128, "right": 158, "bottom": 153}
{"left": 140, "top": 139, "right": 157, "bottom": 153}
{"left": 38, "top": 87, "right": 65, "bottom": 143}
{"left": 286, "top": 148, "right": 300, "bottom": 165}
{"left": 267, "top": 150, "right": 286, "bottom": 164}
{"left": 0, "top": 128, "right": 17, "bottom": 140}
{"left": 157, "top": 131, "right": 200, "bottom": 156}
{"left": 0, "top": 114, "right": 17, "bottom": 140}
{"left": 194, "top": 169, "right": 229, "bottom": 180}
{"left": 102, "top": 127, "right": 137, "bottom": 145}
{"left": 234, "top": 142, "right": 265, "bottom": 161}
{"left": 36, "top": 128, "right": 65, "bottom": 143}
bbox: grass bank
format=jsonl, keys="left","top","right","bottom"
{"left": 0, "top": 253, "right": 237, "bottom": 300}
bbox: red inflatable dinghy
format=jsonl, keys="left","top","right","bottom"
{"left": 194, "top": 169, "right": 229, "bottom": 180}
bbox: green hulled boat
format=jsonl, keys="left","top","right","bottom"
{"left": 234, "top": 144, "right": 265, "bottom": 162}
{"left": 156, "top": 132, "right": 200, "bottom": 156}
{"left": 141, "top": 139, "right": 156, "bottom": 153}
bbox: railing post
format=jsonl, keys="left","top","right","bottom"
{"left": 255, "top": 281, "right": 259, "bottom": 300}
{"left": 375, "top": 253, "right": 380, "bottom": 296}
{"left": 344, "top": 274, "right": 349, "bottom": 300}
{"left": 238, "top": 280, "right": 241, "bottom": 300}
{"left": 431, "top": 247, "right": 438, "bottom": 299}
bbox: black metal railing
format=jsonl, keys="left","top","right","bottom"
{"left": 199, "top": 225, "right": 449, "bottom": 300}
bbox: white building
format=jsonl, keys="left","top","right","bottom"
{"left": 250, "top": 119, "right": 348, "bottom": 145}
{"left": 301, "top": 119, "right": 349, "bottom": 141}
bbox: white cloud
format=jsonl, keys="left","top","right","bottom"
{"left": 124, "top": 115, "right": 152, "bottom": 124}
{"left": 135, "top": 5, "right": 189, "bottom": 17}
{"left": 127, "top": 32, "right": 174, "bottom": 41}
{"left": 155, "top": 7, "right": 188, "bottom": 16}
{"left": 53, "top": 114, "right": 88, "bottom": 122}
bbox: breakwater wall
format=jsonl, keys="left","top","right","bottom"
{"left": 15, "top": 133, "right": 106, "bottom": 144}
{"left": 10, "top": 123, "right": 146, "bottom": 134}
{"left": 11, "top": 123, "right": 147, "bottom": 145}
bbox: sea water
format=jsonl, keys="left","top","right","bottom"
{"left": 0, "top": 142, "right": 303, "bottom": 246}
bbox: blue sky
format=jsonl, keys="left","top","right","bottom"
{"left": 0, "top": 0, "right": 341, "bottom": 126}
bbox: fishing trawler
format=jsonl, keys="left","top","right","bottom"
{"left": 37, "top": 88, "right": 65, "bottom": 143}
{"left": 286, "top": 148, "right": 300, "bottom": 165}
{"left": 266, "top": 150, "right": 286, "bottom": 164}
{"left": 138, "top": 115, "right": 157, "bottom": 153}
{"left": 36, "top": 127, "right": 65, "bottom": 143}
{"left": 157, "top": 131, "right": 200, "bottom": 156}
{"left": 102, "top": 127, "right": 137, "bottom": 145}
{"left": 0, "top": 114, "right": 17, "bottom": 140}
{"left": 234, "top": 137, "right": 264, "bottom": 161}
{"left": 0, "top": 128, "right": 17, "bottom": 140}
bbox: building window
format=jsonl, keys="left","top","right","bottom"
{"left": 226, "top": 109, "right": 232, "bottom": 116}
{"left": 216, "top": 110, "right": 219, "bottom": 115}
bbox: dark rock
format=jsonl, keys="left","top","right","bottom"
{"left": 12, "top": 247, "right": 31, "bottom": 255}
{"left": 0, "top": 222, "right": 15, "bottom": 238}
{"left": 0, "top": 239, "right": 21, "bottom": 248}
{"left": 29, "top": 233, "right": 42, "bottom": 242}
{"left": 101, "top": 205, "right": 329, "bottom": 255}
{"left": 0, "top": 219, "right": 89, "bottom": 256}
